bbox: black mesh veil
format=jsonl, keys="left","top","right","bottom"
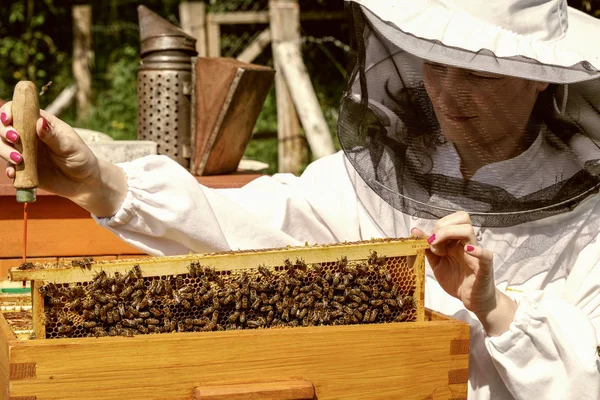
{"left": 339, "top": 3, "right": 600, "bottom": 227}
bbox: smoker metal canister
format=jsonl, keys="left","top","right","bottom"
{"left": 137, "top": 5, "right": 197, "bottom": 168}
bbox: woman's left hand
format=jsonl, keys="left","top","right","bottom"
{"left": 412, "top": 211, "right": 517, "bottom": 336}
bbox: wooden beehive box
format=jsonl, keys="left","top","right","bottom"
{"left": 1, "top": 238, "right": 469, "bottom": 400}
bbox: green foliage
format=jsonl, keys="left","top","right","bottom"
{"left": 0, "top": 0, "right": 68, "bottom": 103}
{"left": 61, "top": 45, "right": 139, "bottom": 140}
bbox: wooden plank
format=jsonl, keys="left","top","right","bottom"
{"left": 274, "top": 41, "right": 336, "bottom": 159}
{"left": 414, "top": 249, "right": 426, "bottom": 323}
{"left": 210, "top": 11, "right": 270, "bottom": 25}
{"left": 236, "top": 28, "right": 271, "bottom": 64}
{"left": 7, "top": 320, "right": 468, "bottom": 399}
{"left": 193, "top": 380, "right": 315, "bottom": 399}
{"left": 206, "top": 16, "right": 221, "bottom": 57}
{"left": 31, "top": 281, "right": 44, "bottom": 340}
{"left": 0, "top": 313, "right": 14, "bottom": 400}
{"left": 179, "top": 2, "right": 207, "bottom": 57}
{"left": 269, "top": 0, "right": 305, "bottom": 174}
{"left": 0, "top": 218, "right": 142, "bottom": 258}
{"left": 72, "top": 5, "right": 92, "bottom": 120}
{"left": 0, "top": 259, "right": 56, "bottom": 280}
{"left": 10, "top": 239, "right": 429, "bottom": 284}
{"left": 207, "top": 11, "right": 345, "bottom": 25}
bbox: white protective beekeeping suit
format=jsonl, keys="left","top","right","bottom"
{"left": 96, "top": 1, "right": 600, "bottom": 398}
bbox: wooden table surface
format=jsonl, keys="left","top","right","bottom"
{"left": 0, "top": 172, "right": 262, "bottom": 276}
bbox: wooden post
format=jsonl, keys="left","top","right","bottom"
{"left": 236, "top": 28, "right": 271, "bottom": 64}
{"left": 72, "top": 5, "right": 92, "bottom": 121}
{"left": 179, "top": 2, "right": 207, "bottom": 57}
{"left": 206, "top": 14, "right": 221, "bottom": 58}
{"left": 269, "top": 0, "right": 306, "bottom": 174}
{"left": 274, "top": 42, "right": 336, "bottom": 159}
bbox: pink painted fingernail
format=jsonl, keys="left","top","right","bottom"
{"left": 427, "top": 234, "right": 436, "bottom": 244}
{"left": 0, "top": 113, "right": 6, "bottom": 124}
{"left": 40, "top": 117, "right": 49, "bottom": 133}
{"left": 6, "top": 169, "right": 10, "bottom": 178}
{"left": 6, "top": 130, "right": 18, "bottom": 143}
{"left": 466, "top": 245, "right": 475, "bottom": 252}
{"left": 10, "top": 152, "right": 22, "bottom": 163}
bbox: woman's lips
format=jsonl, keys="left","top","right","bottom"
{"left": 445, "top": 114, "right": 478, "bottom": 122}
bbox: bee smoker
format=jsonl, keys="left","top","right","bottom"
{"left": 137, "top": 5, "right": 197, "bottom": 168}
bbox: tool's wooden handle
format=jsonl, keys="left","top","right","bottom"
{"left": 12, "top": 81, "right": 40, "bottom": 190}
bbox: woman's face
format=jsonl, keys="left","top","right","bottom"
{"left": 422, "top": 62, "right": 549, "bottom": 148}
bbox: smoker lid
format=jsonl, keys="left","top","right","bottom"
{"left": 138, "top": 5, "right": 197, "bottom": 56}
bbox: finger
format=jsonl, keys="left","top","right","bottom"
{"left": 5, "top": 162, "right": 15, "bottom": 179}
{"left": 410, "top": 227, "right": 426, "bottom": 238}
{"left": 37, "top": 110, "right": 82, "bottom": 155}
{"left": 410, "top": 227, "right": 442, "bottom": 268}
{"left": 429, "top": 224, "right": 477, "bottom": 248}
{"left": 0, "top": 141, "right": 22, "bottom": 165}
{"left": 0, "top": 102, "right": 19, "bottom": 145}
{"left": 432, "top": 211, "right": 472, "bottom": 233}
{"left": 0, "top": 102, "right": 12, "bottom": 126}
{"left": 464, "top": 244, "right": 494, "bottom": 263}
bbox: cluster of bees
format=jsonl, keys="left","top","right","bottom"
{"left": 40, "top": 252, "right": 416, "bottom": 338}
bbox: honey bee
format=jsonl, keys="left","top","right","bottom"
{"left": 349, "top": 295, "right": 362, "bottom": 304}
{"left": 120, "top": 286, "right": 134, "bottom": 299}
{"left": 177, "top": 321, "right": 186, "bottom": 332}
{"left": 92, "top": 327, "right": 107, "bottom": 337}
{"left": 382, "top": 304, "right": 392, "bottom": 316}
{"left": 258, "top": 265, "right": 272, "bottom": 277}
{"left": 369, "top": 309, "right": 378, "bottom": 322}
{"left": 239, "top": 311, "right": 246, "bottom": 324}
{"left": 337, "top": 256, "right": 348, "bottom": 272}
{"left": 39, "top": 80, "right": 53, "bottom": 96}
{"left": 71, "top": 257, "right": 93, "bottom": 270}
{"left": 364, "top": 309, "right": 372, "bottom": 322}
{"left": 228, "top": 311, "right": 240, "bottom": 323}
{"left": 188, "top": 262, "right": 198, "bottom": 277}
{"left": 193, "top": 292, "right": 203, "bottom": 307}
{"left": 57, "top": 325, "right": 74, "bottom": 335}
{"left": 133, "top": 265, "right": 143, "bottom": 279}
{"left": 149, "top": 307, "right": 162, "bottom": 317}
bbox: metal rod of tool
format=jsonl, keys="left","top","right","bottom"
{"left": 12, "top": 81, "right": 40, "bottom": 203}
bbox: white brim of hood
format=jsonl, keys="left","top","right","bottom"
{"left": 351, "top": 0, "right": 600, "bottom": 84}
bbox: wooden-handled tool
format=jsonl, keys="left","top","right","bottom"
{"left": 12, "top": 81, "right": 40, "bottom": 204}
{"left": 11, "top": 81, "right": 40, "bottom": 266}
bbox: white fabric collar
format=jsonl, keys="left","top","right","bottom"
{"left": 422, "top": 131, "right": 581, "bottom": 198}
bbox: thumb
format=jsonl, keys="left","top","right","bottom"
{"left": 36, "top": 115, "right": 60, "bottom": 150}
{"left": 36, "top": 111, "right": 83, "bottom": 156}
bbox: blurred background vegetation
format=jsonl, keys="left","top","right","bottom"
{"left": 0, "top": 0, "right": 598, "bottom": 173}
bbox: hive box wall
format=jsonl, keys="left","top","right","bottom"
{"left": 0, "top": 310, "right": 468, "bottom": 400}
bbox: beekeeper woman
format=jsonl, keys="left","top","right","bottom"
{"left": 1, "top": 0, "right": 600, "bottom": 398}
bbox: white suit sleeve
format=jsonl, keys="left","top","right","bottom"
{"left": 485, "top": 238, "right": 600, "bottom": 400}
{"left": 93, "top": 153, "right": 362, "bottom": 256}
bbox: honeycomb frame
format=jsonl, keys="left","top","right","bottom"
{"left": 9, "top": 238, "right": 428, "bottom": 340}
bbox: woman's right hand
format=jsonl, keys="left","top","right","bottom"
{"left": 0, "top": 102, "right": 127, "bottom": 217}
